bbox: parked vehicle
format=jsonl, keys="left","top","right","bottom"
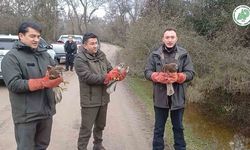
{"left": 53, "top": 34, "right": 84, "bottom": 64}
{"left": 39, "top": 38, "right": 56, "bottom": 60}
{"left": 0, "top": 35, "right": 55, "bottom": 81}
{"left": 57, "top": 34, "right": 83, "bottom": 45}
{"left": 57, "top": 34, "right": 83, "bottom": 50}
{"left": 51, "top": 43, "right": 66, "bottom": 64}
{"left": 0, "top": 35, "right": 18, "bottom": 80}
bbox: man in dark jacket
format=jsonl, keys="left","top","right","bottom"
{"left": 144, "top": 28, "right": 195, "bottom": 150}
{"left": 74, "top": 33, "right": 126, "bottom": 150}
{"left": 1, "top": 21, "right": 63, "bottom": 150}
{"left": 64, "top": 35, "right": 77, "bottom": 71}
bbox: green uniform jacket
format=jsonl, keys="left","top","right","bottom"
{"left": 74, "top": 48, "right": 112, "bottom": 107}
{"left": 1, "top": 41, "right": 56, "bottom": 123}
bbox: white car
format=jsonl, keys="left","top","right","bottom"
{"left": 0, "top": 35, "right": 55, "bottom": 80}
{"left": 39, "top": 38, "right": 56, "bottom": 60}
{"left": 51, "top": 43, "right": 66, "bottom": 64}
{"left": 57, "top": 34, "right": 83, "bottom": 45}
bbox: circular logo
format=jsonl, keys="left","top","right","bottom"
{"left": 232, "top": 5, "right": 250, "bottom": 26}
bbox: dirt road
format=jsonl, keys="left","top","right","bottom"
{"left": 0, "top": 43, "right": 153, "bottom": 150}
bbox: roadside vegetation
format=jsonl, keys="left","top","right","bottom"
{"left": 127, "top": 77, "right": 216, "bottom": 149}
{"left": 113, "top": 0, "right": 250, "bottom": 139}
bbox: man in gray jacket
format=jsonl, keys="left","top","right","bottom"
{"left": 144, "top": 28, "right": 195, "bottom": 150}
{"left": 1, "top": 21, "right": 63, "bottom": 150}
{"left": 74, "top": 33, "right": 126, "bottom": 150}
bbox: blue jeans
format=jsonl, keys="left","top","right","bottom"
{"left": 153, "top": 106, "right": 186, "bottom": 150}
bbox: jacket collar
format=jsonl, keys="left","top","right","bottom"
{"left": 81, "top": 47, "right": 105, "bottom": 61}
{"left": 162, "top": 44, "right": 177, "bottom": 53}
{"left": 14, "top": 41, "right": 46, "bottom": 54}
{"left": 152, "top": 44, "right": 187, "bottom": 58}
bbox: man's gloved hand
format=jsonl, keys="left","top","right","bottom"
{"left": 151, "top": 72, "right": 169, "bottom": 84}
{"left": 176, "top": 72, "right": 186, "bottom": 83}
{"left": 28, "top": 75, "right": 63, "bottom": 91}
{"left": 151, "top": 72, "right": 182, "bottom": 84}
{"left": 104, "top": 65, "right": 129, "bottom": 84}
{"left": 28, "top": 78, "right": 45, "bottom": 91}
{"left": 151, "top": 72, "right": 164, "bottom": 83}
{"left": 104, "top": 68, "right": 120, "bottom": 84}
{"left": 166, "top": 72, "right": 178, "bottom": 83}
{"left": 43, "top": 77, "right": 63, "bottom": 88}
{"left": 168, "top": 72, "right": 186, "bottom": 84}
{"left": 116, "top": 68, "right": 127, "bottom": 81}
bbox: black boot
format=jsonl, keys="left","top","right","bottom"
{"left": 93, "top": 143, "right": 106, "bottom": 150}
{"left": 65, "top": 65, "right": 69, "bottom": 71}
{"left": 70, "top": 64, "right": 74, "bottom": 71}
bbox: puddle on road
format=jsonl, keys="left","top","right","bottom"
{"left": 184, "top": 103, "right": 250, "bottom": 149}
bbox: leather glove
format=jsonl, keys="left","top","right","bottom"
{"left": 104, "top": 68, "right": 120, "bottom": 84}
{"left": 116, "top": 68, "right": 127, "bottom": 81}
{"left": 28, "top": 78, "right": 45, "bottom": 91}
{"left": 167, "top": 72, "right": 178, "bottom": 83}
{"left": 151, "top": 72, "right": 170, "bottom": 84}
{"left": 28, "top": 76, "right": 63, "bottom": 91}
{"left": 176, "top": 72, "right": 186, "bottom": 83}
{"left": 168, "top": 72, "right": 186, "bottom": 84}
{"left": 43, "top": 77, "right": 63, "bottom": 88}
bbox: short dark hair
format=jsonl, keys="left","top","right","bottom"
{"left": 18, "top": 21, "right": 42, "bottom": 34}
{"left": 162, "top": 27, "right": 177, "bottom": 37}
{"left": 82, "top": 32, "right": 98, "bottom": 44}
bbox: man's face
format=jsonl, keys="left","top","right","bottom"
{"left": 19, "top": 27, "right": 41, "bottom": 49}
{"left": 68, "top": 37, "right": 73, "bottom": 42}
{"left": 83, "top": 38, "right": 98, "bottom": 54}
{"left": 162, "top": 30, "right": 178, "bottom": 48}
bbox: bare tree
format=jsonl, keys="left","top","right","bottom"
{"left": 0, "top": 0, "right": 33, "bottom": 34}
{"left": 124, "top": 0, "right": 143, "bottom": 23}
{"left": 32, "top": 0, "right": 59, "bottom": 40}
{"left": 105, "top": 0, "right": 143, "bottom": 23}
{"left": 101, "top": 0, "right": 144, "bottom": 44}
{"left": 79, "top": 0, "right": 106, "bottom": 31}
{"left": 63, "top": 0, "right": 106, "bottom": 33}
{"left": 63, "top": 0, "right": 83, "bottom": 33}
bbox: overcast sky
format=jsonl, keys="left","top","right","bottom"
{"left": 95, "top": 8, "right": 106, "bottom": 18}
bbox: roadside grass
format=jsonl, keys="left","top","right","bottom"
{"left": 127, "top": 76, "right": 154, "bottom": 116}
{"left": 127, "top": 76, "right": 212, "bottom": 150}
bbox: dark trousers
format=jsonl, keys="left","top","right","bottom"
{"left": 14, "top": 118, "right": 53, "bottom": 150}
{"left": 153, "top": 106, "right": 186, "bottom": 150}
{"left": 65, "top": 53, "right": 74, "bottom": 70}
{"left": 78, "top": 105, "right": 108, "bottom": 150}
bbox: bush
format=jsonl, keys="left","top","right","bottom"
{"left": 118, "top": 0, "right": 250, "bottom": 131}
